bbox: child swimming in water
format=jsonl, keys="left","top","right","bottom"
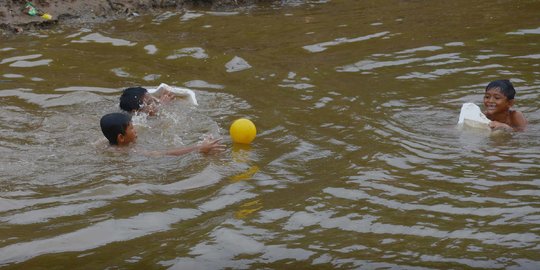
{"left": 119, "top": 86, "right": 175, "bottom": 116}
{"left": 100, "top": 113, "right": 224, "bottom": 156}
{"left": 483, "top": 79, "right": 527, "bottom": 132}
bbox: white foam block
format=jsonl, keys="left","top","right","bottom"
{"left": 458, "top": 103, "right": 491, "bottom": 130}
{"left": 147, "top": 83, "right": 198, "bottom": 106}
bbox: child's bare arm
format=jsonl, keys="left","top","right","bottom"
{"left": 489, "top": 111, "right": 527, "bottom": 132}
{"left": 197, "top": 138, "right": 226, "bottom": 154}
{"left": 143, "top": 138, "right": 225, "bottom": 157}
{"left": 159, "top": 90, "right": 176, "bottom": 103}
{"left": 488, "top": 121, "right": 513, "bottom": 131}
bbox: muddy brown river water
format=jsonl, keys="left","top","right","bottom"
{"left": 1, "top": 1, "right": 540, "bottom": 269}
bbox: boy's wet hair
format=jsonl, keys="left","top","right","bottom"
{"left": 119, "top": 87, "right": 148, "bottom": 112}
{"left": 485, "top": 79, "right": 515, "bottom": 100}
{"left": 100, "top": 113, "right": 132, "bottom": 145}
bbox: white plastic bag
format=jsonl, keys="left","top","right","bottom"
{"left": 147, "top": 83, "right": 198, "bottom": 106}
{"left": 458, "top": 103, "right": 491, "bottom": 130}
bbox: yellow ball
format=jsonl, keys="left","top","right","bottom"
{"left": 230, "top": 118, "right": 256, "bottom": 144}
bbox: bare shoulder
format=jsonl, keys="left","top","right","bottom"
{"left": 510, "top": 110, "right": 527, "bottom": 131}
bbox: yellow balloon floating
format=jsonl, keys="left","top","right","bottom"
{"left": 230, "top": 118, "right": 257, "bottom": 144}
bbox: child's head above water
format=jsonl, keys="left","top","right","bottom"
{"left": 483, "top": 79, "right": 527, "bottom": 131}
{"left": 120, "top": 87, "right": 148, "bottom": 112}
{"left": 485, "top": 79, "right": 515, "bottom": 100}
{"left": 100, "top": 113, "right": 137, "bottom": 146}
{"left": 119, "top": 87, "right": 159, "bottom": 115}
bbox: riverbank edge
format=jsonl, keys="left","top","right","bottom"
{"left": 0, "top": 0, "right": 270, "bottom": 36}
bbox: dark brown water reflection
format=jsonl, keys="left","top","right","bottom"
{"left": 1, "top": 0, "right": 540, "bottom": 269}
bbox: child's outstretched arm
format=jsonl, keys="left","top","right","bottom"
{"left": 156, "top": 89, "right": 175, "bottom": 104}
{"left": 144, "top": 138, "right": 225, "bottom": 157}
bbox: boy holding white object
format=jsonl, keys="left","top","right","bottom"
{"left": 119, "top": 83, "right": 197, "bottom": 116}
{"left": 119, "top": 86, "right": 172, "bottom": 116}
